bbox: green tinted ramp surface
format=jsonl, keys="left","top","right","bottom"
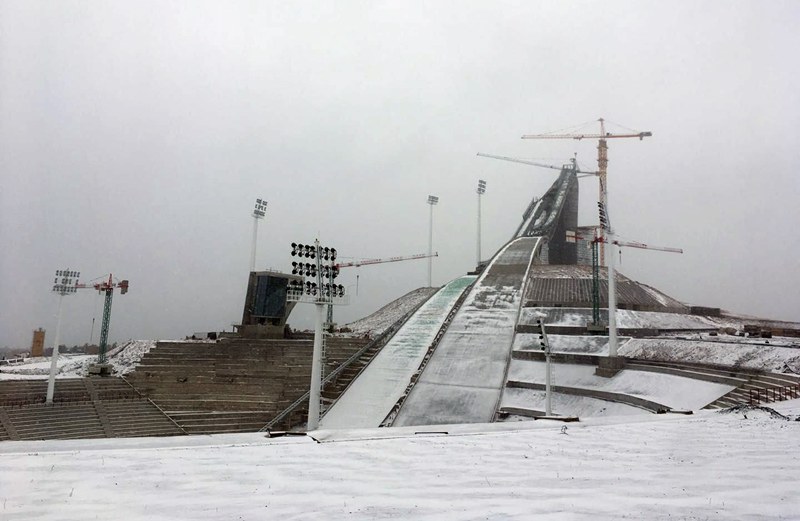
{"left": 319, "top": 276, "right": 476, "bottom": 429}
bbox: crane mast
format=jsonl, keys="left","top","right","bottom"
{"left": 73, "top": 274, "right": 129, "bottom": 374}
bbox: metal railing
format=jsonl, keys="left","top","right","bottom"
{"left": 259, "top": 300, "right": 429, "bottom": 432}
{"left": 749, "top": 384, "right": 800, "bottom": 405}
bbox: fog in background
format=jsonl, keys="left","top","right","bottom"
{"left": 2, "top": 1, "right": 798, "bottom": 349}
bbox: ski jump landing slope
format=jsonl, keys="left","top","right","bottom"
{"left": 392, "top": 236, "right": 542, "bottom": 427}
{"left": 319, "top": 276, "right": 476, "bottom": 429}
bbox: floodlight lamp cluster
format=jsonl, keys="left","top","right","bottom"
{"left": 52, "top": 269, "right": 80, "bottom": 294}
{"left": 253, "top": 198, "right": 267, "bottom": 218}
{"left": 289, "top": 280, "right": 345, "bottom": 297}
{"left": 427, "top": 195, "right": 439, "bottom": 205}
{"left": 291, "top": 262, "right": 340, "bottom": 279}
{"left": 291, "top": 243, "right": 337, "bottom": 261}
{"left": 477, "top": 179, "right": 487, "bottom": 195}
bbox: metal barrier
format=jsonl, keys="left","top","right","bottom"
{"left": 749, "top": 385, "right": 800, "bottom": 405}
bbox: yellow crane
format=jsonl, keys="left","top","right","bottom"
{"left": 522, "top": 118, "right": 652, "bottom": 362}
{"left": 522, "top": 118, "right": 651, "bottom": 215}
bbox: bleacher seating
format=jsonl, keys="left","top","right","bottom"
{"left": 125, "top": 337, "right": 369, "bottom": 434}
{"left": 0, "top": 378, "right": 184, "bottom": 441}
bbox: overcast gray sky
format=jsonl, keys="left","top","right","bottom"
{"left": 1, "top": 1, "right": 798, "bottom": 349}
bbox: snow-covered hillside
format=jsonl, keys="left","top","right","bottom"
{"left": 1, "top": 401, "right": 798, "bottom": 520}
{"left": 345, "top": 287, "right": 438, "bottom": 335}
{"left": 0, "top": 340, "right": 156, "bottom": 380}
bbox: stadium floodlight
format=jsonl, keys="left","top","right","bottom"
{"left": 250, "top": 198, "right": 268, "bottom": 272}
{"left": 287, "top": 239, "right": 348, "bottom": 430}
{"left": 426, "top": 195, "right": 439, "bottom": 287}
{"left": 476, "top": 180, "right": 486, "bottom": 266}
{"left": 47, "top": 268, "right": 81, "bottom": 404}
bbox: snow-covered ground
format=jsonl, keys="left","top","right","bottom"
{"left": 1, "top": 401, "right": 798, "bottom": 520}
{"left": 506, "top": 360, "right": 734, "bottom": 410}
{"left": 0, "top": 340, "right": 156, "bottom": 380}
{"left": 621, "top": 337, "right": 800, "bottom": 373}
{"left": 345, "top": 287, "right": 438, "bottom": 335}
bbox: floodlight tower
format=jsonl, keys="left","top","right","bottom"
{"left": 250, "top": 198, "right": 267, "bottom": 272}
{"left": 426, "top": 195, "right": 439, "bottom": 287}
{"left": 288, "top": 241, "right": 347, "bottom": 430}
{"left": 476, "top": 180, "right": 486, "bottom": 266}
{"left": 47, "top": 269, "right": 80, "bottom": 404}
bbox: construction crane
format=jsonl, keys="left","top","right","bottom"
{"left": 77, "top": 274, "right": 129, "bottom": 373}
{"left": 325, "top": 252, "right": 438, "bottom": 325}
{"left": 524, "top": 118, "right": 652, "bottom": 361}
{"left": 476, "top": 152, "right": 598, "bottom": 178}
{"left": 567, "top": 230, "right": 681, "bottom": 358}
{"left": 522, "top": 118, "right": 651, "bottom": 213}
{"left": 335, "top": 252, "right": 438, "bottom": 269}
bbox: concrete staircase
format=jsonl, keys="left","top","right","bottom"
{"left": 126, "top": 337, "right": 369, "bottom": 434}
{"left": 0, "top": 378, "right": 184, "bottom": 441}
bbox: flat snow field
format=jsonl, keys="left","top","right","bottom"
{"left": 2, "top": 402, "right": 799, "bottom": 520}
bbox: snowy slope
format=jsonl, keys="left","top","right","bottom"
{"left": 345, "top": 287, "right": 438, "bottom": 335}
{"left": 506, "top": 360, "right": 734, "bottom": 410}
{"left": 1, "top": 402, "right": 799, "bottom": 520}
{"left": 621, "top": 337, "right": 800, "bottom": 373}
{"left": 0, "top": 340, "right": 156, "bottom": 380}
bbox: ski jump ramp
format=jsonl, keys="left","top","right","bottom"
{"left": 319, "top": 276, "right": 476, "bottom": 429}
{"left": 392, "top": 236, "right": 541, "bottom": 427}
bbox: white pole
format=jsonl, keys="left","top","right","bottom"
{"left": 250, "top": 216, "right": 259, "bottom": 272}
{"left": 427, "top": 203, "right": 434, "bottom": 287}
{"left": 307, "top": 302, "right": 325, "bottom": 430}
{"left": 545, "top": 351, "right": 552, "bottom": 416}
{"left": 307, "top": 239, "right": 324, "bottom": 431}
{"left": 46, "top": 294, "right": 64, "bottom": 404}
{"left": 607, "top": 233, "right": 619, "bottom": 358}
{"left": 476, "top": 192, "right": 482, "bottom": 266}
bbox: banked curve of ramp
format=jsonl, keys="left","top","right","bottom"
{"left": 392, "top": 236, "right": 542, "bottom": 427}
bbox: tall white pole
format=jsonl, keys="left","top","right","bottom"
{"left": 250, "top": 216, "right": 259, "bottom": 272}
{"left": 307, "top": 239, "right": 324, "bottom": 431}
{"left": 46, "top": 294, "right": 64, "bottom": 404}
{"left": 545, "top": 351, "right": 552, "bottom": 416}
{"left": 476, "top": 192, "right": 482, "bottom": 266}
{"left": 307, "top": 302, "right": 325, "bottom": 430}
{"left": 427, "top": 203, "right": 434, "bottom": 287}
{"left": 607, "top": 233, "right": 619, "bottom": 357}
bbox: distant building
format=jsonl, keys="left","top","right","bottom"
{"left": 31, "top": 328, "right": 45, "bottom": 357}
